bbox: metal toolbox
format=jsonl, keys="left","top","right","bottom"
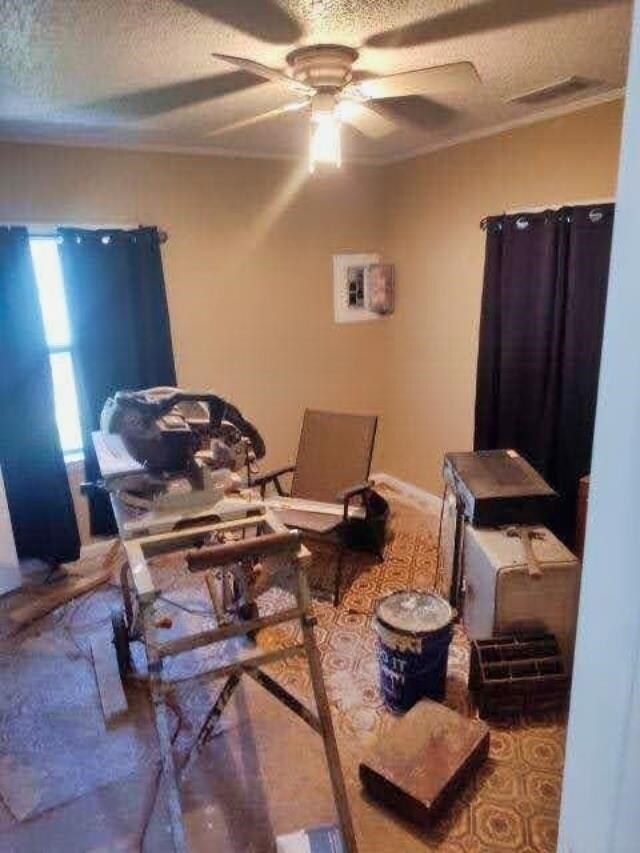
{"left": 462, "top": 524, "right": 581, "bottom": 669}
{"left": 443, "top": 449, "right": 557, "bottom": 527}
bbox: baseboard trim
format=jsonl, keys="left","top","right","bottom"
{"left": 371, "top": 472, "right": 443, "bottom": 513}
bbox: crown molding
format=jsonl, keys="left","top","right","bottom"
{"left": 382, "top": 87, "right": 626, "bottom": 166}
{"left": 0, "top": 130, "right": 381, "bottom": 167}
{"left": 0, "top": 88, "right": 625, "bottom": 169}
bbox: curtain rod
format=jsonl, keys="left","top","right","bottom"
{"left": 0, "top": 221, "right": 168, "bottom": 243}
{"left": 479, "top": 198, "right": 616, "bottom": 231}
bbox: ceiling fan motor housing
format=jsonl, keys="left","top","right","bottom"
{"left": 286, "top": 45, "right": 359, "bottom": 91}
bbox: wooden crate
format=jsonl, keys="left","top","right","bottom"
{"left": 469, "top": 633, "right": 569, "bottom": 717}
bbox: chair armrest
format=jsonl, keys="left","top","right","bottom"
{"left": 251, "top": 465, "right": 295, "bottom": 498}
{"left": 336, "top": 481, "right": 373, "bottom": 503}
{"left": 336, "top": 480, "right": 374, "bottom": 521}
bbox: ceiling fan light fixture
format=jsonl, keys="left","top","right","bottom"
{"left": 309, "top": 111, "right": 341, "bottom": 172}
{"left": 209, "top": 47, "right": 481, "bottom": 161}
{"left": 309, "top": 93, "right": 341, "bottom": 172}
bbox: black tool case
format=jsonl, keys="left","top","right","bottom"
{"left": 442, "top": 449, "right": 557, "bottom": 527}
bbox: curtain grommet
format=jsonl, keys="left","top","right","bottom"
{"left": 516, "top": 217, "right": 529, "bottom": 230}
{"left": 589, "top": 209, "right": 604, "bottom": 224}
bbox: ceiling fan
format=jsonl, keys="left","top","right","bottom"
{"left": 208, "top": 45, "right": 480, "bottom": 170}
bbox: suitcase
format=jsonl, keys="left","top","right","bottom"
{"left": 462, "top": 524, "right": 581, "bottom": 669}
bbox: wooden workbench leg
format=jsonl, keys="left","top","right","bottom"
{"left": 195, "top": 671, "right": 242, "bottom": 749}
{"left": 151, "top": 685, "right": 188, "bottom": 853}
{"left": 205, "top": 570, "right": 228, "bottom": 625}
{"left": 144, "top": 606, "right": 188, "bottom": 853}
{"left": 295, "top": 565, "right": 358, "bottom": 853}
{"left": 120, "top": 558, "right": 136, "bottom": 630}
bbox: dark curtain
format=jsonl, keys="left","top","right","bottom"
{"left": 474, "top": 204, "right": 614, "bottom": 544}
{"left": 59, "top": 227, "right": 176, "bottom": 535}
{"left": 0, "top": 227, "right": 81, "bottom": 563}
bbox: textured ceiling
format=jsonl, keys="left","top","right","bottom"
{"left": 0, "top": 0, "right": 632, "bottom": 164}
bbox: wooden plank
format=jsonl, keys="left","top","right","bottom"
{"left": 247, "top": 669, "right": 322, "bottom": 735}
{"left": 264, "top": 495, "right": 366, "bottom": 520}
{"left": 205, "top": 571, "right": 227, "bottom": 625}
{"left": 294, "top": 561, "right": 359, "bottom": 853}
{"left": 139, "top": 514, "right": 268, "bottom": 556}
{"left": 151, "top": 694, "right": 188, "bottom": 853}
{"left": 160, "top": 643, "right": 306, "bottom": 693}
{"left": 359, "top": 700, "right": 490, "bottom": 825}
{"left": 142, "top": 607, "right": 188, "bottom": 853}
{"left": 122, "top": 541, "right": 157, "bottom": 604}
{"left": 185, "top": 530, "right": 301, "bottom": 571}
{"left": 8, "top": 542, "right": 121, "bottom": 629}
{"left": 154, "top": 606, "right": 303, "bottom": 658}
{"left": 123, "top": 514, "right": 275, "bottom": 602}
{"left": 90, "top": 632, "right": 129, "bottom": 728}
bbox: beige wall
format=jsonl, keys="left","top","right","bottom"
{"left": 0, "top": 143, "right": 389, "bottom": 542}
{"left": 379, "top": 99, "right": 623, "bottom": 493}
{"left": 0, "top": 99, "right": 625, "bottom": 548}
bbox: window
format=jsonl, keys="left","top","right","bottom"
{"left": 29, "top": 237, "right": 83, "bottom": 461}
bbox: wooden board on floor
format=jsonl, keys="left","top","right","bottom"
{"left": 8, "top": 542, "right": 120, "bottom": 630}
{"left": 359, "top": 699, "right": 490, "bottom": 826}
{"left": 90, "top": 632, "right": 129, "bottom": 728}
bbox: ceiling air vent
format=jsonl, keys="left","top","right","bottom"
{"left": 509, "top": 76, "right": 597, "bottom": 106}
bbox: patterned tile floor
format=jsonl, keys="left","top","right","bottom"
{"left": 0, "top": 487, "right": 566, "bottom": 851}
{"left": 256, "top": 488, "right": 567, "bottom": 852}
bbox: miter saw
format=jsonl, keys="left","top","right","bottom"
{"left": 92, "top": 387, "right": 266, "bottom": 528}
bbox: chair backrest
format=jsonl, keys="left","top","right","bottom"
{"left": 291, "top": 410, "right": 378, "bottom": 503}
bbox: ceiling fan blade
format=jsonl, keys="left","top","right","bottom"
{"left": 84, "top": 72, "right": 263, "bottom": 119}
{"left": 351, "top": 61, "right": 480, "bottom": 101}
{"left": 205, "top": 101, "right": 308, "bottom": 138}
{"left": 211, "top": 53, "right": 313, "bottom": 95}
{"left": 371, "top": 96, "right": 458, "bottom": 133}
{"left": 341, "top": 103, "right": 397, "bottom": 139}
{"left": 365, "top": 0, "right": 617, "bottom": 49}
{"left": 177, "top": 0, "right": 302, "bottom": 46}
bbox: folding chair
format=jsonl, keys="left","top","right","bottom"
{"left": 252, "top": 410, "right": 387, "bottom": 606}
